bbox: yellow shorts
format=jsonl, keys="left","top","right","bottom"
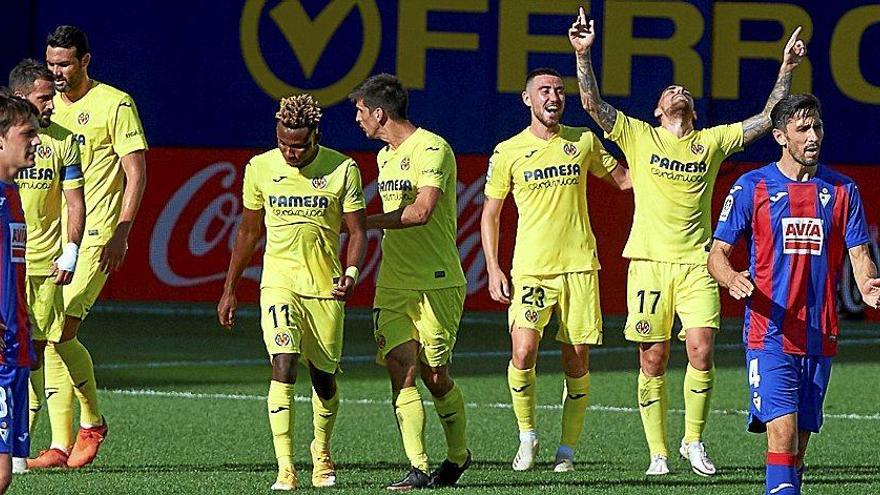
{"left": 63, "top": 246, "right": 108, "bottom": 320}
{"left": 373, "top": 285, "right": 465, "bottom": 368}
{"left": 26, "top": 274, "right": 64, "bottom": 342}
{"left": 260, "top": 287, "right": 344, "bottom": 374}
{"left": 508, "top": 271, "right": 603, "bottom": 346}
{"left": 624, "top": 260, "right": 720, "bottom": 343}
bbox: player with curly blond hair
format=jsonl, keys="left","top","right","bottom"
{"left": 218, "top": 93, "right": 367, "bottom": 490}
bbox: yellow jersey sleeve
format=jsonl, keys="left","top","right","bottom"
{"left": 704, "top": 122, "right": 744, "bottom": 158}
{"left": 483, "top": 147, "right": 511, "bottom": 199}
{"left": 413, "top": 141, "right": 452, "bottom": 192}
{"left": 605, "top": 111, "right": 652, "bottom": 160}
{"left": 60, "top": 134, "right": 84, "bottom": 190}
{"left": 242, "top": 161, "right": 263, "bottom": 211}
{"left": 586, "top": 133, "right": 618, "bottom": 178}
{"left": 342, "top": 161, "right": 365, "bottom": 213}
{"left": 110, "top": 95, "right": 148, "bottom": 157}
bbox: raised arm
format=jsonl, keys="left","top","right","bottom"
{"left": 569, "top": 7, "right": 618, "bottom": 133}
{"left": 849, "top": 244, "right": 880, "bottom": 309}
{"left": 740, "top": 27, "right": 807, "bottom": 146}
{"left": 367, "top": 186, "right": 441, "bottom": 230}
{"left": 707, "top": 240, "right": 754, "bottom": 300}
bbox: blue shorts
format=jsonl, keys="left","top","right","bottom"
{"left": 0, "top": 365, "right": 30, "bottom": 456}
{"left": 745, "top": 349, "right": 831, "bottom": 434}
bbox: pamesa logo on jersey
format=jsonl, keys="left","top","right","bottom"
{"left": 37, "top": 145, "right": 53, "bottom": 160}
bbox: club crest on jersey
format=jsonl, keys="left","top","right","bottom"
{"left": 77, "top": 112, "right": 90, "bottom": 126}
{"left": 782, "top": 217, "right": 824, "bottom": 255}
{"left": 819, "top": 187, "right": 831, "bottom": 207}
{"left": 690, "top": 141, "right": 705, "bottom": 155}
{"left": 311, "top": 176, "right": 327, "bottom": 190}
{"left": 275, "top": 332, "right": 291, "bottom": 347}
{"left": 524, "top": 309, "right": 539, "bottom": 324}
{"left": 400, "top": 157, "right": 411, "bottom": 171}
{"left": 635, "top": 320, "right": 651, "bottom": 335}
{"left": 563, "top": 143, "right": 578, "bottom": 157}
{"left": 9, "top": 223, "right": 26, "bottom": 263}
{"left": 37, "top": 145, "right": 53, "bottom": 160}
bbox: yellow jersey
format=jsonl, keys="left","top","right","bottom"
{"left": 606, "top": 111, "right": 743, "bottom": 263}
{"left": 485, "top": 125, "right": 617, "bottom": 277}
{"left": 375, "top": 128, "right": 466, "bottom": 290}
{"left": 51, "top": 81, "right": 147, "bottom": 248}
{"left": 242, "top": 146, "right": 365, "bottom": 297}
{"left": 16, "top": 122, "right": 84, "bottom": 276}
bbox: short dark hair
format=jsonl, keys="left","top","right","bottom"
{"left": 47, "top": 25, "right": 90, "bottom": 58}
{"left": 526, "top": 68, "right": 563, "bottom": 88}
{"left": 348, "top": 74, "right": 408, "bottom": 120}
{"left": 0, "top": 94, "right": 39, "bottom": 136}
{"left": 771, "top": 94, "right": 821, "bottom": 131}
{"left": 9, "top": 59, "right": 53, "bottom": 95}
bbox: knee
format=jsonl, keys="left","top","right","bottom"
{"left": 422, "top": 368, "right": 453, "bottom": 397}
{"left": 511, "top": 343, "right": 537, "bottom": 370}
{"left": 311, "top": 370, "right": 337, "bottom": 400}
{"left": 271, "top": 354, "right": 298, "bottom": 384}
{"left": 687, "top": 344, "right": 714, "bottom": 371}
{"left": 640, "top": 352, "right": 667, "bottom": 376}
{"left": 562, "top": 354, "right": 588, "bottom": 378}
{"left": 59, "top": 317, "right": 81, "bottom": 343}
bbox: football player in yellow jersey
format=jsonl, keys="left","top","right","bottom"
{"left": 7, "top": 59, "right": 85, "bottom": 474}
{"left": 349, "top": 74, "right": 470, "bottom": 490}
{"left": 26, "top": 25, "right": 148, "bottom": 469}
{"left": 481, "top": 67, "right": 630, "bottom": 473}
{"left": 218, "top": 94, "right": 367, "bottom": 491}
{"left": 569, "top": 8, "right": 807, "bottom": 475}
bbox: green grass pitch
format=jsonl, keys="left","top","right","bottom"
{"left": 12, "top": 303, "right": 880, "bottom": 494}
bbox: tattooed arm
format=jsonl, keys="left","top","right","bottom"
{"left": 569, "top": 7, "right": 618, "bottom": 134}
{"left": 741, "top": 27, "right": 807, "bottom": 146}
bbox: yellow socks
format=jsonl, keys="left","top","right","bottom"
{"left": 507, "top": 361, "right": 536, "bottom": 434}
{"left": 53, "top": 338, "right": 102, "bottom": 426}
{"left": 311, "top": 389, "right": 339, "bottom": 452}
{"left": 394, "top": 386, "right": 428, "bottom": 472}
{"left": 560, "top": 372, "right": 591, "bottom": 449}
{"left": 268, "top": 380, "right": 295, "bottom": 469}
{"left": 683, "top": 365, "right": 715, "bottom": 443}
{"left": 28, "top": 363, "right": 45, "bottom": 431}
{"left": 638, "top": 371, "right": 668, "bottom": 457}
{"left": 44, "top": 344, "right": 75, "bottom": 451}
{"left": 432, "top": 383, "right": 468, "bottom": 466}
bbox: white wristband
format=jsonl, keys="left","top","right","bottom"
{"left": 344, "top": 266, "right": 360, "bottom": 284}
{"left": 55, "top": 243, "right": 79, "bottom": 272}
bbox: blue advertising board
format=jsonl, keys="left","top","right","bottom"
{"left": 2, "top": 1, "right": 879, "bottom": 163}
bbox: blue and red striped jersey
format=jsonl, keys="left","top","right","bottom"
{"left": 714, "top": 163, "right": 869, "bottom": 357}
{"left": 0, "top": 181, "right": 33, "bottom": 368}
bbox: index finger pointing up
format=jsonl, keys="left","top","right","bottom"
{"left": 786, "top": 26, "right": 802, "bottom": 47}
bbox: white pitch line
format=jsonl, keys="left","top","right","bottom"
{"left": 94, "top": 338, "right": 880, "bottom": 370}
{"left": 105, "top": 388, "right": 880, "bottom": 422}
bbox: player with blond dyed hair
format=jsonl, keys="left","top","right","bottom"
{"left": 219, "top": 93, "right": 367, "bottom": 490}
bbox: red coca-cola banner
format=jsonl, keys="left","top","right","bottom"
{"left": 103, "top": 148, "right": 879, "bottom": 319}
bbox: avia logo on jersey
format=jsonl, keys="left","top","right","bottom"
{"left": 377, "top": 179, "right": 413, "bottom": 192}
{"left": 16, "top": 167, "right": 55, "bottom": 181}
{"left": 77, "top": 112, "right": 90, "bottom": 126}
{"left": 782, "top": 217, "right": 824, "bottom": 255}
{"left": 268, "top": 195, "right": 330, "bottom": 208}
{"left": 523, "top": 163, "right": 580, "bottom": 182}
{"left": 650, "top": 154, "right": 708, "bottom": 174}
{"left": 9, "top": 223, "right": 26, "bottom": 263}
{"left": 37, "top": 145, "right": 53, "bottom": 160}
